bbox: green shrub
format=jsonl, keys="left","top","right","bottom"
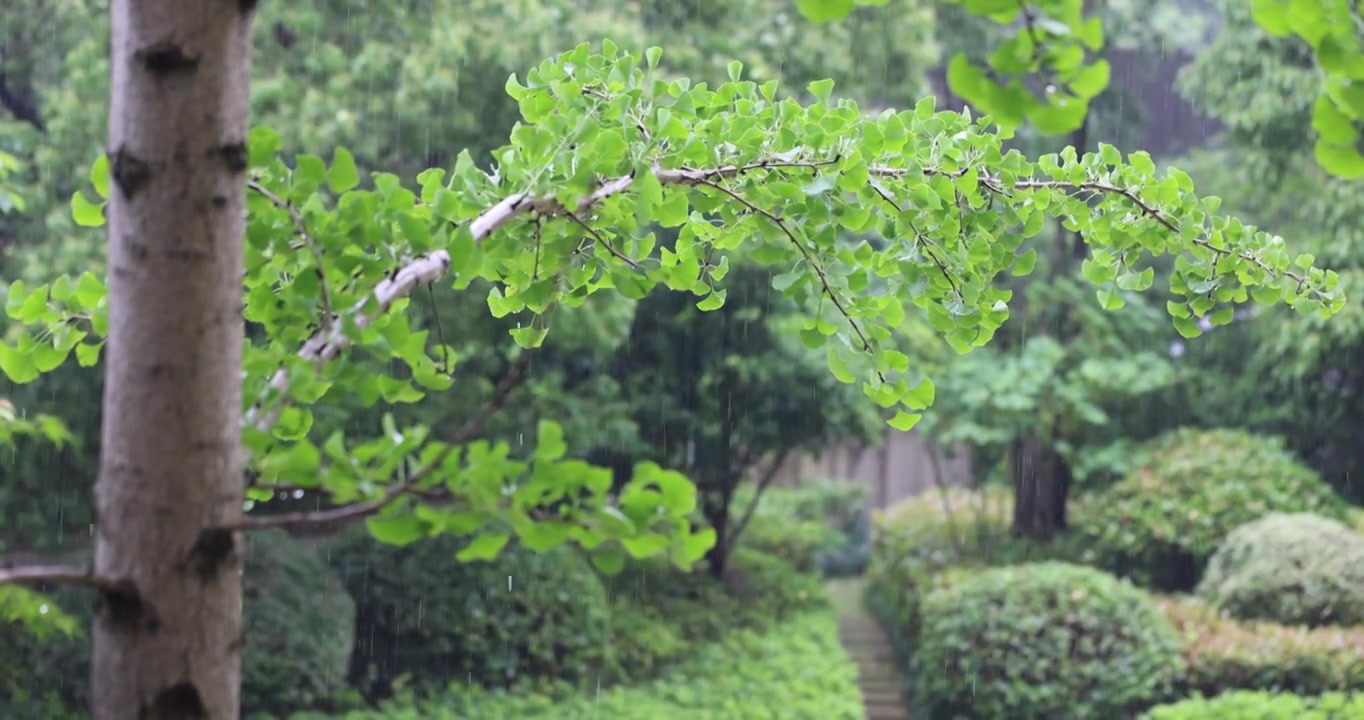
{"left": 913, "top": 562, "right": 1184, "bottom": 719}
{"left": 321, "top": 609, "right": 863, "bottom": 720}
{"left": 0, "top": 531, "right": 356, "bottom": 717}
{"left": 1197, "top": 513, "right": 1364, "bottom": 628}
{"left": 1145, "top": 691, "right": 1364, "bottom": 719}
{"left": 734, "top": 479, "right": 872, "bottom": 576}
{"left": 1077, "top": 428, "right": 1349, "bottom": 591}
{"left": 1156, "top": 595, "right": 1364, "bottom": 697}
{"left": 327, "top": 529, "right": 613, "bottom": 696}
{"left": 740, "top": 513, "right": 837, "bottom": 573}
{"left": 602, "top": 547, "right": 826, "bottom": 646}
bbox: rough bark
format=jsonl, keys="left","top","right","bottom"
{"left": 93, "top": 2, "right": 256, "bottom": 717}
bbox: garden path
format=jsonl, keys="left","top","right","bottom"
{"left": 827, "top": 578, "right": 911, "bottom": 720}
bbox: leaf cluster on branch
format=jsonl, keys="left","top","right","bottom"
{"left": 0, "top": 40, "right": 1344, "bottom": 590}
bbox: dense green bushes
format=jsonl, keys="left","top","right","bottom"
{"left": 1077, "top": 428, "right": 1349, "bottom": 591}
{"left": 1145, "top": 691, "right": 1364, "bottom": 719}
{"left": 318, "top": 609, "right": 863, "bottom": 720}
{"left": 242, "top": 530, "right": 357, "bottom": 716}
{"left": 0, "top": 531, "right": 357, "bottom": 717}
{"left": 912, "top": 562, "right": 1184, "bottom": 719}
{"left": 1157, "top": 595, "right": 1364, "bottom": 697}
{"left": 1196, "top": 513, "right": 1364, "bottom": 628}
{"left": 734, "top": 479, "right": 872, "bottom": 576}
{"left": 327, "top": 529, "right": 614, "bottom": 696}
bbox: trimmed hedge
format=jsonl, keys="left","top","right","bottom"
{"left": 1197, "top": 513, "right": 1364, "bottom": 628}
{"left": 1077, "top": 428, "right": 1349, "bottom": 591}
{"left": 314, "top": 608, "right": 863, "bottom": 720}
{"left": 912, "top": 562, "right": 1184, "bottom": 718}
{"left": 0, "top": 531, "right": 356, "bottom": 717}
{"left": 1145, "top": 691, "right": 1364, "bottom": 719}
{"left": 1157, "top": 595, "right": 1364, "bottom": 697}
{"left": 327, "top": 530, "right": 613, "bottom": 697}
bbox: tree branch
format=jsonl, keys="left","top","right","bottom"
{"left": 243, "top": 155, "right": 1313, "bottom": 435}
{"left": 223, "top": 347, "right": 536, "bottom": 533}
{"left": 727, "top": 447, "right": 792, "bottom": 553}
{"left": 0, "top": 564, "right": 133, "bottom": 595}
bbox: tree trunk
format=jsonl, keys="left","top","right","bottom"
{"left": 702, "top": 486, "right": 732, "bottom": 580}
{"left": 93, "top": 2, "right": 255, "bottom": 717}
{"left": 1009, "top": 436, "right": 1070, "bottom": 540}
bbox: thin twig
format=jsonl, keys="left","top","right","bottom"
{"left": 693, "top": 176, "right": 879, "bottom": 358}
{"left": 565, "top": 210, "right": 641, "bottom": 271}
{"left": 248, "top": 180, "right": 335, "bottom": 336}
{"left": 727, "top": 448, "right": 793, "bottom": 553}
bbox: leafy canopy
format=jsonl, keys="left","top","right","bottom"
{"left": 0, "top": 41, "right": 1343, "bottom": 567}
{"left": 799, "top": 0, "right": 1364, "bottom": 177}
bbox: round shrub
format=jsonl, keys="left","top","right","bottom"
{"left": 0, "top": 531, "right": 356, "bottom": 717}
{"left": 327, "top": 530, "right": 613, "bottom": 696}
{"left": 1146, "top": 691, "right": 1364, "bottom": 719}
{"left": 913, "top": 562, "right": 1183, "bottom": 719}
{"left": 1077, "top": 428, "right": 1349, "bottom": 591}
{"left": 1196, "top": 512, "right": 1364, "bottom": 628}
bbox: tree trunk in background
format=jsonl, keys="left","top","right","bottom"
{"left": 1009, "top": 436, "right": 1071, "bottom": 539}
{"left": 93, "top": 2, "right": 255, "bottom": 717}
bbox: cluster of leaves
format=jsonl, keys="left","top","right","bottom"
{"left": 1075, "top": 428, "right": 1351, "bottom": 591}
{"left": 1195, "top": 512, "right": 1364, "bottom": 628}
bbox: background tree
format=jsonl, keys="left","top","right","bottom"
{"left": 608, "top": 262, "right": 881, "bottom": 578}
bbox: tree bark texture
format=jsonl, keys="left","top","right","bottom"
{"left": 94, "top": 2, "right": 255, "bottom": 717}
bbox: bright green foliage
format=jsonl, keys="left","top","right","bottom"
{"left": 913, "top": 562, "right": 1183, "bottom": 719}
{"left": 326, "top": 609, "right": 862, "bottom": 720}
{"left": 0, "top": 583, "right": 86, "bottom": 715}
{"left": 1246, "top": 0, "right": 1364, "bottom": 177}
{"left": 0, "top": 42, "right": 1345, "bottom": 594}
{"left": 1196, "top": 512, "right": 1364, "bottom": 628}
{"left": 1077, "top": 428, "right": 1351, "bottom": 591}
{"left": 328, "top": 530, "right": 614, "bottom": 696}
{"left": 1146, "top": 691, "right": 1364, "bottom": 719}
{"left": 241, "top": 530, "right": 357, "bottom": 716}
